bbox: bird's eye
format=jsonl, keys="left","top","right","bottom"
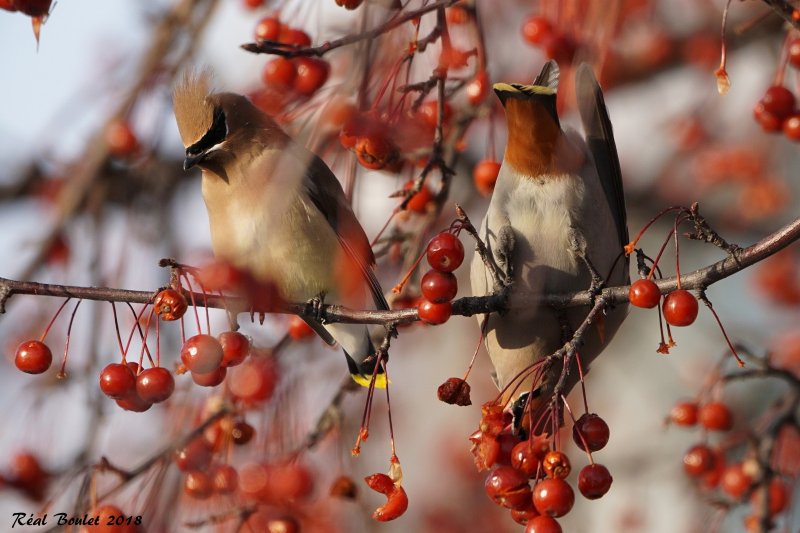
{"left": 185, "top": 108, "right": 227, "bottom": 156}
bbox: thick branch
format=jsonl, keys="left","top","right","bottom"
{"left": 2, "top": 217, "right": 799, "bottom": 324}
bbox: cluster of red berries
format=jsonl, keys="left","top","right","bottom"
{"left": 254, "top": 17, "right": 330, "bottom": 100}
{"left": 174, "top": 416, "right": 260, "bottom": 502}
{"left": 417, "top": 232, "right": 465, "bottom": 325}
{"left": 753, "top": 84, "right": 800, "bottom": 142}
{"left": 340, "top": 112, "right": 402, "bottom": 171}
{"left": 471, "top": 404, "right": 613, "bottom": 531}
{"left": 669, "top": 399, "right": 792, "bottom": 530}
{"left": 629, "top": 278, "right": 699, "bottom": 327}
{"left": 521, "top": 15, "right": 577, "bottom": 66}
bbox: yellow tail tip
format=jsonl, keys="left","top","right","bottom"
{"left": 351, "top": 373, "right": 389, "bottom": 389}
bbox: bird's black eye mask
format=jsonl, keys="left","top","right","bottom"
{"left": 186, "top": 108, "right": 227, "bottom": 157}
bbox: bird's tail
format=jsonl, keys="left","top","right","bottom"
{"left": 344, "top": 339, "right": 388, "bottom": 389}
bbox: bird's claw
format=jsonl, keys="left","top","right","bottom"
{"left": 306, "top": 292, "right": 327, "bottom": 323}
{"left": 497, "top": 225, "right": 516, "bottom": 284}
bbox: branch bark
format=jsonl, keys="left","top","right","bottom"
{"left": 1, "top": 216, "right": 798, "bottom": 324}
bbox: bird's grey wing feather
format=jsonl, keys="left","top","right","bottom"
{"left": 303, "top": 154, "right": 389, "bottom": 311}
{"left": 533, "top": 59, "right": 560, "bottom": 90}
{"left": 575, "top": 64, "right": 629, "bottom": 263}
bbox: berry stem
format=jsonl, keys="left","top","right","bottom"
{"left": 110, "top": 302, "right": 126, "bottom": 361}
{"left": 575, "top": 351, "right": 589, "bottom": 415}
{"left": 181, "top": 273, "right": 203, "bottom": 336}
{"left": 625, "top": 206, "right": 686, "bottom": 256}
{"left": 39, "top": 297, "right": 72, "bottom": 342}
{"left": 392, "top": 248, "right": 426, "bottom": 294}
{"left": 58, "top": 300, "right": 83, "bottom": 379}
{"left": 462, "top": 317, "right": 488, "bottom": 381}
{"left": 699, "top": 292, "right": 745, "bottom": 367}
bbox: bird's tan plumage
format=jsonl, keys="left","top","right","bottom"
{"left": 173, "top": 70, "right": 215, "bottom": 147}
{"left": 172, "top": 70, "right": 388, "bottom": 387}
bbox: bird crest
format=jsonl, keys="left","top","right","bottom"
{"left": 173, "top": 69, "right": 216, "bottom": 148}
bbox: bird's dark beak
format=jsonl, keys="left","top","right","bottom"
{"left": 183, "top": 151, "right": 205, "bottom": 171}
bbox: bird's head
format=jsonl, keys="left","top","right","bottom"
{"left": 173, "top": 70, "right": 287, "bottom": 173}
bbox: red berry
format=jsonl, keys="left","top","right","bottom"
{"left": 175, "top": 439, "right": 213, "bottom": 472}
{"left": 262, "top": 57, "right": 297, "bottom": 89}
{"left": 115, "top": 393, "right": 152, "bottom": 413}
{"left": 191, "top": 366, "right": 228, "bottom": 387}
{"left": 662, "top": 289, "right": 698, "bottom": 326}
{"left": 426, "top": 232, "right": 465, "bottom": 273}
{"left": 783, "top": 114, "right": 800, "bottom": 141}
{"left": 542, "top": 451, "right": 571, "bottom": 479}
{"left": 269, "top": 462, "right": 314, "bottom": 502}
{"left": 184, "top": 470, "right": 214, "bottom": 499}
{"left": 280, "top": 27, "right": 311, "bottom": 47}
{"left": 288, "top": 316, "right": 315, "bottom": 340}
{"left": 683, "top": 444, "right": 717, "bottom": 477}
{"left": 229, "top": 359, "right": 278, "bottom": 406}
{"left": 525, "top": 516, "right": 562, "bottom": 533}
{"left": 511, "top": 440, "right": 542, "bottom": 477}
{"left": 511, "top": 505, "right": 540, "bottom": 526}
{"left": 136, "top": 367, "right": 175, "bottom": 403}
{"left": 232, "top": 420, "right": 256, "bottom": 445}
{"left": 255, "top": 16, "right": 282, "bottom": 41}
{"left": 750, "top": 478, "right": 789, "bottom": 516}
{"left": 532, "top": 478, "right": 574, "bottom": 517}
{"left": 629, "top": 278, "right": 661, "bottom": 308}
{"left": 105, "top": 120, "right": 138, "bottom": 158}
{"left": 218, "top": 331, "right": 250, "bottom": 367}
{"left": 466, "top": 71, "right": 489, "bottom": 105}
{"left": 753, "top": 102, "right": 783, "bottom": 133}
{"left": 542, "top": 33, "right": 577, "bottom": 65}
{"left": 473, "top": 159, "right": 501, "bottom": 197}
{"left": 522, "top": 15, "right": 553, "bottom": 46}
{"left": 180, "top": 334, "right": 224, "bottom": 374}
{"left": 572, "top": 413, "right": 610, "bottom": 452}
{"left": 16, "top": 0, "right": 52, "bottom": 16}
{"left": 720, "top": 463, "right": 753, "bottom": 499}
{"left": 418, "top": 100, "right": 451, "bottom": 130}
{"left": 420, "top": 270, "right": 458, "bottom": 303}
{"left": 484, "top": 466, "right": 532, "bottom": 509}
{"left": 293, "top": 58, "right": 329, "bottom": 96}
{"left": 417, "top": 299, "right": 452, "bottom": 325}
{"left": 154, "top": 288, "right": 187, "bottom": 321}
{"left": 698, "top": 401, "right": 733, "bottom": 431}
{"left": 403, "top": 180, "right": 433, "bottom": 213}
{"left": 789, "top": 38, "right": 800, "bottom": 69}
{"left": 669, "top": 401, "right": 699, "bottom": 426}
{"left": 354, "top": 131, "right": 396, "bottom": 170}
{"left": 99, "top": 363, "right": 136, "bottom": 399}
{"left": 212, "top": 464, "right": 239, "bottom": 494}
{"left": 761, "top": 86, "right": 796, "bottom": 118}
{"left": 336, "top": 0, "right": 364, "bottom": 8}
{"left": 242, "top": 0, "right": 264, "bottom": 9}
{"left": 14, "top": 340, "right": 52, "bottom": 374}
{"left": 577, "top": 464, "right": 613, "bottom": 499}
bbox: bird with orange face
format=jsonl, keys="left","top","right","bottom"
{"left": 172, "top": 71, "right": 388, "bottom": 387}
{"left": 470, "top": 61, "right": 629, "bottom": 429}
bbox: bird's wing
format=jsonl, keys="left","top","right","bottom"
{"left": 533, "top": 59, "right": 560, "bottom": 90}
{"left": 575, "top": 64, "right": 629, "bottom": 257}
{"left": 303, "top": 153, "right": 389, "bottom": 311}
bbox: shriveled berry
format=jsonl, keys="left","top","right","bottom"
{"left": 154, "top": 288, "right": 187, "bottom": 321}
{"left": 484, "top": 466, "right": 531, "bottom": 509}
{"left": 542, "top": 451, "right": 571, "bottom": 479}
